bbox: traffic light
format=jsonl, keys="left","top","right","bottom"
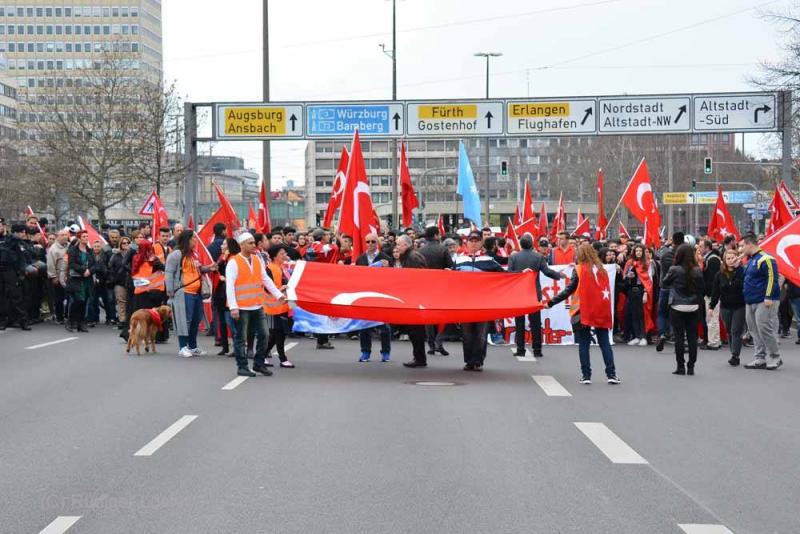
{"left": 500, "top": 160, "right": 508, "bottom": 176}
{"left": 704, "top": 157, "right": 712, "bottom": 175}
{"left": 692, "top": 178, "right": 697, "bottom": 190}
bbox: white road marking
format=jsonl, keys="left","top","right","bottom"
{"left": 574, "top": 422, "right": 648, "bottom": 464}
{"left": 134, "top": 415, "right": 197, "bottom": 457}
{"left": 221, "top": 376, "right": 249, "bottom": 390}
{"left": 39, "top": 516, "right": 81, "bottom": 534}
{"left": 516, "top": 355, "right": 539, "bottom": 362}
{"left": 270, "top": 341, "right": 298, "bottom": 357}
{"left": 25, "top": 337, "right": 78, "bottom": 350}
{"left": 531, "top": 375, "right": 572, "bottom": 397}
{"left": 678, "top": 525, "right": 734, "bottom": 534}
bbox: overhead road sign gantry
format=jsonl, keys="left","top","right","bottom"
{"left": 693, "top": 93, "right": 777, "bottom": 132}
{"left": 598, "top": 95, "right": 691, "bottom": 134}
{"left": 306, "top": 102, "right": 404, "bottom": 138}
{"left": 215, "top": 103, "right": 304, "bottom": 140}
{"left": 505, "top": 98, "right": 596, "bottom": 136}
{"left": 406, "top": 100, "right": 504, "bottom": 137}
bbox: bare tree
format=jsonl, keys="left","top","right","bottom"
{"left": 24, "top": 52, "right": 147, "bottom": 223}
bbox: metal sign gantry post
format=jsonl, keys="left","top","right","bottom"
{"left": 182, "top": 91, "right": 790, "bottom": 228}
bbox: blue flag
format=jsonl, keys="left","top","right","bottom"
{"left": 292, "top": 306, "right": 382, "bottom": 334}
{"left": 457, "top": 140, "right": 482, "bottom": 227}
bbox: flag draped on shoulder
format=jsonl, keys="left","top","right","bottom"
{"left": 457, "top": 140, "right": 482, "bottom": 227}
{"left": 323, "top": 146, "right": 349, "bottom": 228}
{"left": 399, "top": 141, "right": 419, "bottom": 227}
{"left": 576, "top": 264, "right": 613, "bottom": 329}
{"left": 707, "top": 187, "right": 741, "bottom": 242}
{"left": 760, "top": 214, "right": 800, "bottom": 287}
{"left": 338, "top": 130, "right": 379, "bottom": 259}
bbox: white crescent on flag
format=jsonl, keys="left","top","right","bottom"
{"left": 776, "top": 234, "right": 800, "bottom": 271}
{"left": 330, "top": 292, "right": 405, "bottom": 306}
{"left": 636, "top": 183, "right": 652, "bottom": 211}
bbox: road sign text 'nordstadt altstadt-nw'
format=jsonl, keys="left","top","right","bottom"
{"left": 210, "top": 91, "right": 782, "bottom": 141}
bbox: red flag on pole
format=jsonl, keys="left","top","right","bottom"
{"left": 574, "top": 209, "right": 591, "bottom": 237}
{"left": 538, "top": 203, "right": 548, "bottom": 242}
{"left": 513, "top": 204, "right": 522, "bottom": 226}
{"left": 766, "top": 185, "right": 793, "bottom": 236}
{"left": 257, "top": 180, "right": 271, "bottom": 234}
{"left": 550, "top": 193, "right": 566, "bottom": 241}
{"left": 596, "top": 169, "right": 608, "bottom": 240}
{"left": 618, "top": 221, "right": 631, "bottom": 239}
{"left": 149, "top": 191, "right": 169, "bottom": 234}
{"left": 522, "top": 180, "right": 534, "bottom": 221}
{"left": 323, "top": 147, "right": 349, "bottom": 228}
{"left": 197, "top": 207, "right": 227, "bottom": 246}
{"left": 621, "top": 158, "right": 661, "bottom": 229}
{"left": 399, "top": 141, "right": 419, "bottom": 228}
{"left": 187, "top": 214, "right": 195, "bottom": 231}
{"left": 77, "top": 215, "right": 107, "bottom": 245}
{"left": 760, "top": 214, "right": 800, "bottom": 287}
{"left": 437, "top": 214, "right": 446, "bottom": 237}
{"left": 515, "top": 217, "right": 538, "bottom": 241}
{"left": 214, "top": 182, "right": 240, "bottom": 236}
{"left": 338, "top": 130, "right": 379, "bottom": 259}
{"left": 707, "top": 187, "right": 741, "bottom": 243}
{"left": 247, "top": 202, "right": 258, "bottom": 230}
{"left": 778, "top": 180, "right": 799, "bottom": 212}
{"left": 505, "top": 218, "right": 520, "bottom": 252}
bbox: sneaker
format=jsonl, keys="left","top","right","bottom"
{"left": 627, "top": 338, "right": 639, "bottom": 346}
{"left": 381, "top": 352, "right": 391, "bottom": 362}
{"left": 728, "top": 356, "right": 740, "bottom": 366}
{"left": 766, "top": 358, "right": 783, "bottom": 370}
{"left": 179, "top": 347, "right": 194, "bottom": 358}
{"left": 655, "top": 336, "right": 666, "bottom": 352}
{"left": 744, "top": 359, "right": 767, "bottom": 369}
{"left": 607, "top": 376, "right": 621, "bottom": 384}
{"left": 190, "top": 347, "right": 206, "bottom": 356}
{"left": 579, "top": 376, "right": 591, "bottom": 384}
{"left": 638, "top": 338, "right": 647, "bottom": 347}
{"left": 436, "top": 348, "right": 450, "bottom": 356}
{"left": 264, "top": 358, "right": 274, "bottom": 367}
{"left": 513, "top": 349, "right": 527, "bottom": 357}
{"left": 358, "top": 352, "right": 370, "bottom": 362}
{"left": 317, "top": 342, "right": 335, "bottom": 350}
{"left": 487, "top": 334, "right": 496, "bottom": 346}
{"left": 280, "top": 361, "right": 295, "bottom": 368}
{"left": 237, "top": 368, "right": 256, "bottom": 377}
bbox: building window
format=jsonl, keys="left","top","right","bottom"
{"left": 55, "top": 7, "right": 63, "bottom": 17}
{"left": 427, "top": 140, "right": 444, "bottom": 151}
{"left": 370, "top": 141, "right": 388, "bottom": 152}
{"left": 371, "top": 158, "right": 390, "bottom": 169}
{"left": 46, "top": 7, "right": 53, "bottom": 17}
{"left": 315, "top": 159, "right": 334, "bottom": 170}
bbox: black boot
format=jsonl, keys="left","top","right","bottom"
{"left": 77, "top": 322, "right": 89, "bottom": 333}
{"left": 687, "top": 364, "right": 694, "bottom": 375}
{"left": 65, "top": 322, "right": 75, "bottom": 333}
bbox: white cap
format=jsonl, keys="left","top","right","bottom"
{"left": 236, "top": 231, "right": 254, "bottom": 245}
{"left": 69, "top": 224, "right": 80, "bottom": 233}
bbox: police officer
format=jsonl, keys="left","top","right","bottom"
{"left": 0, "top": 223, "right": 31, "bottom": 330}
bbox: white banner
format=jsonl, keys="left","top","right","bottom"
{"left": 504, "top": 264, "right": 617, "bottom": 345}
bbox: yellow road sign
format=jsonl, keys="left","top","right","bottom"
{"left": 216, "top": 104, "right": 303, "bottom": 139}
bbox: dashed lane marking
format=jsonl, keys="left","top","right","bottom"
{"left": 270, "top": 341, "right": 298, "bottom": 357}
{"left": 134, "top": 415, "right": 197, "bottom": 457}
{"left": 221, "top": 376, "right": 249, "bottom": 390}
{"left": 678, "top": 525, "right": 734, "bottom": 534}
{"left": 25, "top": 337, "right": 78, "bottom": 350}
{"left": 39, "top": 516, "right": 81, "bottom": 534}
{"left": 574, "top": 422, "right": 648, "bottom": 464}
{"left": 531, "top": 375, "right": 572, "bottom": 397}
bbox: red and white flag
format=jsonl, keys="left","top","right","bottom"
{"left": 77, "top": 215, "right": 107, "bottom": 245}
{"left": 549, "top": 193, "right": 566, "bottom": 241}
{"left": 257, "top": 180, "right": 271, "bottom": 234}
{"left": 437, "top": 214, "right": 446, "bottom": 237}
{"left": 513, "top": 204, "right": 522, "bottom": 226}
{"left": 323, "top": 146, "right": 349, "bottom": 228}
{"left": 399, "top": 141, "right": 419, "bottom": 228}
{"left": 595, "top": 169, "right": 608, "bottom": 240}
{"left": 574, "top": 209, "right": 591, "bottom": 237}
{"left": 766, "top": 184, "right": 793, "bottom": 236}
{"left": 522, "top": 179, "right": 534, "bottom": 221}
{"left": 149, "top": 191, "right": 170, "bottom": 234}
{"left": 338, "top": 130, "right": 379, "bottom": 259}
{"left": 538, "top": 203, "right": 548, "bottom": 242}
{"left": 707, "top": 187, "right": 741, "bottom": 243}
{"left": 618, "top": 221, "right": 631, "bottom": 239}
{"left": 187, "top": 214, "right": 195, "bottom": 231}
{"left": 247, "top": 202, "right": 258, "bottom": 230}
{"left": 504, "top": 218, "right": 520, "bottom": 252}
{"left": 621, "top": 158, "right": 661, "bottom": 229}
{"left": 214, "top": 183, "right": 241, "bottom": 235}
{"left": 760, "top": 214, "right": 800, "bottom": 286}
{"left": 515, "top": 217, "right": 538, "bottom": 241}
{"left": 778, "top": 180, "right": 799, "bottom": 212}
{"left": 197, "top": 207, "right": 226, "bottom": 246}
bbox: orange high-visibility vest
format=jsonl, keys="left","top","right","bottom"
{"left": 133, "top": 261, "right": 166, "bottom": 294}
{"left": 264, "top": 263, "right": 289, "bottom": 315}
{"left": 229, "top": 253, "right": 267, "bottom": 309}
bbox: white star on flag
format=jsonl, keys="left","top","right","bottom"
{"left": 602, "top": 289, "right": 610, "bottom": 300}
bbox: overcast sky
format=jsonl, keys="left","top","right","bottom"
{"left": 162, "top": 0, "right": 791, "bottom": 189}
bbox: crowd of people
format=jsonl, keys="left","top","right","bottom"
{"left": 0, "top": 213, "right": 793, "bottom": 381}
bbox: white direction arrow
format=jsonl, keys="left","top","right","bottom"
{"left": 599, "top": 96, "right": 691, "bottom": 134}
{"left": 506, "top": 99, "right": 596, "bottom": 136}
{"left": 693, "top": 93, "right": 777, "bottom": 131}
{"left": 406, "top": 101, "right": 503, "bottom": 137}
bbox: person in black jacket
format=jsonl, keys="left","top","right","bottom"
{"left": 109, "top": 237, "right": 131, "bottom": 326}
{"left": 356, "top": 233, "right": 394, "bottom": 362}
{"left": 418, "top": 226, "right": 454, "bottom": 356}
{"left": 395, "top": 235, "right": 430, "bottom": 368}
{"left": 710, "top": 249, "right": 746, "bottom": 366}
{"left": 65, "top": 230, "right": 97, "bottom": 333}
{"left": 662, "top": 244, "right": 705, "bottom": 375}
{"left": 508, "top": 234, "right": 566, "bottom": 357}
{"left": 699, "top": 239, "right": 722, "bottom": 350}
{"left": 86, "top": 239, "right": 111, "bottom": 326}
{"left": 207, "top": 222, "right": 227, "bottom": 262}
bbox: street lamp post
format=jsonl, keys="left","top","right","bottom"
{"left": 475, "top": 52, "right": 502, "bottom": 226}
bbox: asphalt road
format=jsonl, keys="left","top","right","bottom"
{"left": 1, "top": 323, "right": 799, "bottom": 534}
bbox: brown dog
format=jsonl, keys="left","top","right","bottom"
{"left": 126, "top": 305, "right": 172, "bottom": 355}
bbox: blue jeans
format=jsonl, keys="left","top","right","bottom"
{"left": 574, "top": 327, "right": 616, "bottom": 379}
{"left": 87, "top": 286, "right": 115, "bottom": 323}
{"left": 178, "top": 292, "right": 203, "bottom": 350}
{"left": 233, "top": 308, "right": 268, "bottom": 370}
{"left": 657, "top": 288, "right": 672, "bottom": 337}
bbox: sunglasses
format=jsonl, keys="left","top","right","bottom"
{"left": 365, "top": 240, "right": 377, "bottom": 243}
